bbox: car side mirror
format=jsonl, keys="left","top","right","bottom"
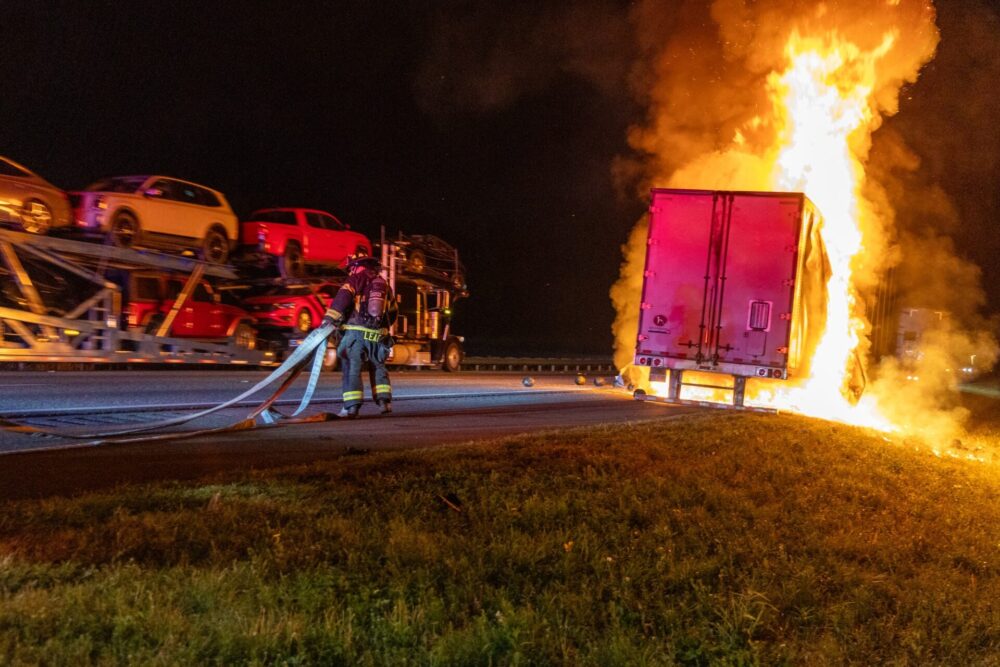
{"left": 212, "top": 293, "right": 221, "bottom": 303}
{"left": 144, "top": 187, "right": 163, "bottom": 198}
{"left": 344, "top": 223, "right": 350, "bottom": 229}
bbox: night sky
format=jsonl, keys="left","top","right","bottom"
{"left": 3, "top": 1, "right": 999, "bottom": 355}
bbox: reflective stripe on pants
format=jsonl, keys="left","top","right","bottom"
{"left": 337, "top": 328, "right": 392, "bottom": 408}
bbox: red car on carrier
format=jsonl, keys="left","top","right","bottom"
{"left": 127, "top": 273, "right": 257, "bottom": 349}
{"left": 241, "top": 208, "right": 371, "bottom": 278}
{"left": 243, "top": 281, "right": 339, "bottom": 335}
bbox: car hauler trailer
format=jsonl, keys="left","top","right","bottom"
{"left": 380, "top": 231, "right": 467, "bottom": 371}
{"left": 0, "top": 228, "right": 275, "bottom": 366}
{"left": 634, "top": 188, "right": 830, "bottom": 408}
{"left": 277, "top": 230, "right": 468, "bottom": 371}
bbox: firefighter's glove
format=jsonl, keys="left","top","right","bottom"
{"left": 321, "top": 314, "right": 341, "bottom": 330}
{"left": 380, "top": 334, "right": 396, "bottom": 349}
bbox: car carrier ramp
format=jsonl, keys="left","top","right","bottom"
{"left": 0, "top": 228, "right": 275, "bottom": 366}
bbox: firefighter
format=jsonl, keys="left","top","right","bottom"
{"left": 321, "top": 255, "right": 396, "bottom": 418}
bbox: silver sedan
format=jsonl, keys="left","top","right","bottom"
{"left": 0, "top": 156, "right": 72, "bottom": 234}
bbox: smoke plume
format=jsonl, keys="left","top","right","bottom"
{"left": 612, "top": 0, "right": 997, "bottom": 436}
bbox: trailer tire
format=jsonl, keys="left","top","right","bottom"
{"left": 279, "top": 242, "right": 304, "bottom": 279}
{"left": 201, "top": 226, "right": 230, "bottom": 265}
{"left": 441, "top": 338, "right": 463, "bottom": 372}
{"left": 20, "top": 199, "right": 53, "bottom": 234}
{"left": 109, "top": 211, "right": 139, "bottom": 248}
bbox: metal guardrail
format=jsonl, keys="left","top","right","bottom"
{"left": 0, "top": 356, "right": 618, "bottom": 373}
{"left": 462, "top": 357, "right": 616, "bottom": 373}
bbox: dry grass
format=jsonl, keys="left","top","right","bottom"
{"left": 2, "top": 411, "right": 1000, "bottom": 665}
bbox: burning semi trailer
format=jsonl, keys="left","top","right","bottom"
{"left": 633, "top": 188, "right": 852, "bottom": 410}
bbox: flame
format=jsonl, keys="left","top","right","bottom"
{"left": 749, "top": 31, "right": 897, "bottom": 428}
{"left": 640, "top": 28, "right": 925, "bottom": 431}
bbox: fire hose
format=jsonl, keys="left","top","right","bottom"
{"left": 0, "top": 321, "right": 341, "bottom": 446}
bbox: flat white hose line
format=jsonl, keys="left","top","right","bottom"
{"left": 0, "top": 322, "right": 337, "bottom": 441}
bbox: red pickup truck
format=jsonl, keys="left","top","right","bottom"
{"left": 241, "top": 208, "right": 372, "bottom": 278}
{"left": 127, "top": 273, "right": 257, "bottom": 349}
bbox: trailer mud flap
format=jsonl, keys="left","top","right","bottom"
{"left": 0, "top": 321, "right": 339, "bottom": 444}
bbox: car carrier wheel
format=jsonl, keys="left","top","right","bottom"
{"left": 406, "top": 249, "right": 426, "bottom": 274}
{"left": 296, "top": 309, "right": 313, "bottom": 333}
{"left": 441, "top": 338, "right": 463, "bottom": 372}
{"left": 233, "top": 322, "right": 257, "bottom": 350}
{"left": 279, "top": 242, "right": 304, "bottom": 279}
{"left": 201, "top": 227, "right": 230, "bottom": 265}
{"left": 20, "top": 200, "right": 52, "bottom": 234}
{"left": 109, "top": 211, "right": 138, "bottom": 248}
{"left": 144, "top": 314, "right": 166, "bottom": 336}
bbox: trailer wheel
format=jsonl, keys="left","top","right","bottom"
{"left": 20, "top": 200, "right": 53, "bottom": 234}
{"left": 442, "top": 339, "right": 463, "bottom": 372}
{"left": 279, "top": 243, "right": 304, "bottom": 279}
{"left": 109, "top": 211, "right": 139, "bottom": 248}
{"left": 233, "top": 322, "right": 257, "bottom": 350}
{"left": 201, "top": 227, "right": 230, "bottom": 265}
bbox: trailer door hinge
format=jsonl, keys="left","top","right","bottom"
{"left": 643, "top": 270, "right": 656, "bottom": 277}
{"left": 777, "top": 346, "right": 789, "bottom": 354}
{"left": 779, "top": 312, "right": 792, "bottom": 321}
{"left": 649, "top": 206, "right": 661, "bottom": 213}
{"left": 785, "top": 245, "right": 797, "bottom": 253}
{"left": 647, "top": 238, "right": 658, "bottom": 246}
{"left": 782, "top": 279, "right": 794, "bottom": 287}
{"left": 640, "top": 302, "right": 652, "bottom": 310}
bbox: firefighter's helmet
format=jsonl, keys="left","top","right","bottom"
{"left": 348, "top": 255, "right": 380, "bottom": 271}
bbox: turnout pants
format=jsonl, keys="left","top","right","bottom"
{"left": 337, "top": 326, "right": 392, "bottom": 409}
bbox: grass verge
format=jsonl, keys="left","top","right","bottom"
{"left": 2, "top": 411, "right": 1000, "bottom": 665}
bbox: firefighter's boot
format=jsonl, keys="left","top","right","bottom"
{"left": 378, "top": 399, "right": 392, "bottom": 415}
{"left": 337, "top": 405, "right": 360, "bottom": 419}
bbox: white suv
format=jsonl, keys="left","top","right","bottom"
{"left": 73, "top": 175, "right": 238, "bottom": 264}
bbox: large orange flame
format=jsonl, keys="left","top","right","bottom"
{"left": 642, "top": 29, "right": 920, "bottom": 430}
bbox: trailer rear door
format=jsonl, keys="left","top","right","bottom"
{"left": 637, "top": 189, "right": 803, "bottom": 374}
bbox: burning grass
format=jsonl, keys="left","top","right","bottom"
{"left": 2, "top": 412, "right": 1000, "bottom": 664}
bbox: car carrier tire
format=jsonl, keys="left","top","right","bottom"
{"left": 323, "top": 343, "right": 340, "bottom": 371}
{"left": 144, "top": 314, "right": 166, "bottom": 336}
{"left": 406, "top": 249, "right": 426, "bottom": 274}
{"left": 233, "top": 322, "right": 257, "bottom": 350}
{"left": 295, "top": 309, "right": 313, "bottom": 333}
{"left": 201, "top": 227, "right": 230, "bottom": 265}
{"left": 109, "top": 211, "right": 139, "bottom": 248}
{"left": 20, "top": 200, "right": 53, "bottom": 234}
{"left": 279, "top": 243, "right": 304, "bottom": 279}
{"left": 441, "top": 338, "right": 463, "bottom": 372}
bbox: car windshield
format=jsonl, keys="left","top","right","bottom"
{"left": 85, "top": 176, "right": 147, "bottom": 193}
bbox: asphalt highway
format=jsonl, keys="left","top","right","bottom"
{"left": 0, "top": 370, "right": 698, "bottom": 499}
